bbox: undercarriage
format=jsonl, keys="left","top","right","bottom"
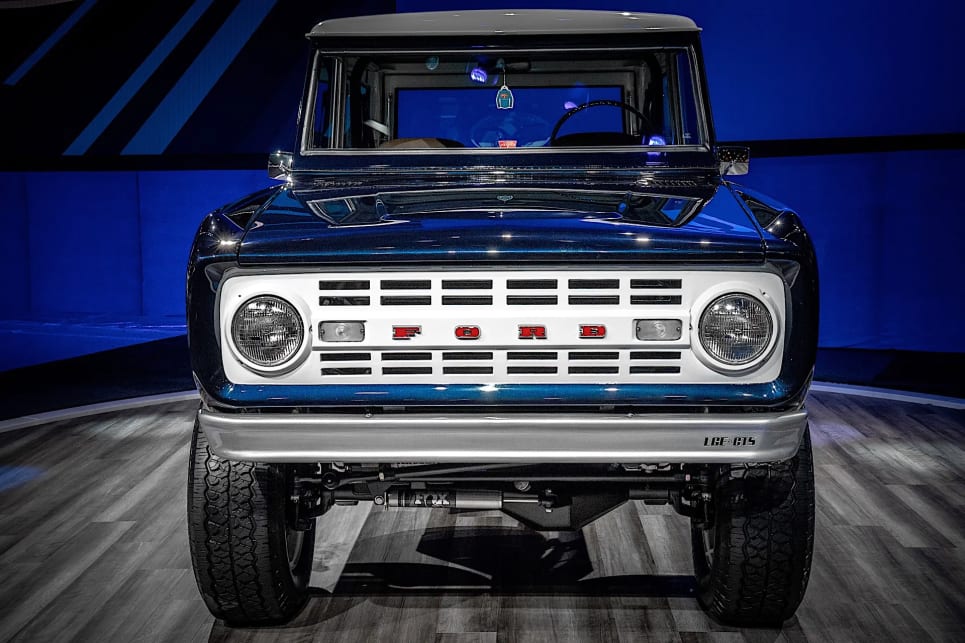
{"left": 290, "top": 462, "right": 714, "bottom": 531}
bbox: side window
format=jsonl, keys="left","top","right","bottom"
{"left": 661, "top": 74, "right": 673, "bottom": 142}
{"left": 311, "top": 59, "right": 333, "bottom": 148}
{"left": 675, "top": 51, "right": 700, "bottom": 145}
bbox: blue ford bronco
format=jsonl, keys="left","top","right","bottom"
{"left": 186, "top": 9, "right": 817, "bottom": 627}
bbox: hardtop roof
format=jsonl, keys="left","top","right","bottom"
{"left": 308, "top": 9, "right": 699, "bottom": 39}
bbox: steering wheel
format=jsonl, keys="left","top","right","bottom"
{"left": 549, "top": 99, "right": 652, "bottom": 145}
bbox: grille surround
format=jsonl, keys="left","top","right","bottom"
{"left": 220, "top": 269, "right": 785, "bottom": 385}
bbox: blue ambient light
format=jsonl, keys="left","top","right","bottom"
{"left": 469, "top": 67, "right": 488, "bottom": 84}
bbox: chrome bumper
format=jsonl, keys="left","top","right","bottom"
{"left": 198, "top": 408, "right": 808, "bottom": 464}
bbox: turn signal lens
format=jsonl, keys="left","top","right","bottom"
{"left": 231, "top": 296, "right": 304, "bottom": 367}
{"left": 698, "top": 293, "right": 773, "bottom": 365}
{"left": 319, "top": 321, "right": 365, "bottom": 342}
{"left": 635, "top": 319, "right": 682, "bottom": 341}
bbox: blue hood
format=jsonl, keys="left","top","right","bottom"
{"left": 238, "top": 183, "right": 764, "bottom": 265}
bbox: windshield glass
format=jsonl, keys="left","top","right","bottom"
{"left": 305, "top": 49, "right": 703, "bottom": 151}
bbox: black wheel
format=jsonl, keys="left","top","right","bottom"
{"left": 187, "top": 417, "right": 315, "bottom": 626}
{"left": 691, "top": 426, "right": 815, "bottom": 627}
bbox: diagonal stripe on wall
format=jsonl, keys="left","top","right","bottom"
{"left": 122, "top": 0, "right": 278, "bottom": 155}
{"left": 64, "top": 0, "right": 214, "bottom": 156}
{"left": 64, "top": 0, "right": 216, "bottom": 156}
{"left": 3, "top": 0, "right": 97, "bottom": 86}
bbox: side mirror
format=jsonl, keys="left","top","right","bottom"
{"left": 717, "top": 146, "right": 749, "bottom": 176}
{"left": 268, "top": 150, "right": 293, "bottom": 180}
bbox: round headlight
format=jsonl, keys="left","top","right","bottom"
{"left": 698, "top": 293, "right": 774, "bottom": 366}
{"left": 231, "top": 296, "right": 305, "bottom": 368}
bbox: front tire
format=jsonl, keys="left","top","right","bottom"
{"left": 691, "top": 427, "right": 815, "bottom": 626}
{"left": 187, "top": 417, "right": 315, "bottom": 626}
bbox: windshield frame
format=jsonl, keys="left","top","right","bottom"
{"left": 297, "top": 40, "right": 715, "bottom": 160}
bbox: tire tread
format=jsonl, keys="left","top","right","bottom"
{"left": 693, "top": 429, "right": 815, "bottom": 626}
{"left": 187, "top": 420, "right": 311, "bottom": 625}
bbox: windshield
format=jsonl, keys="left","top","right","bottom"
{"left": 305, "top": 49, "right": 703, "bottom": 151}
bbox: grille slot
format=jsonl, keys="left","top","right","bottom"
{"left": 318, "top": 280, "right": 370, "bottom": 290}
{"left": 569, "top": 351, "right": 619, "bottom": 360}
{"left": 569, "top": 295, "right": 620, "bottom": 305}
{"left": 508, "top": 351, "right": 558, "bottom": 360}
{"left": 443, "top": 352, "right": 493, "bottom": 360}
{"left": 381, "top": 279, "right": 430, "bottom": 290}
{"left": 631, "top": 351, "right": 682, "bottom": 360}
{"left": 630, "top": 365, "right": 681, "bottom": 374}
{"left": 509, "top": 366, "right": 558, "bottom": 374}
{"left": 319, "top": 353, "right": 371, "bottom": 362}
{"left": 381, "top": 295, "right": 431, "bottom": 306}
{"left": 631, "top": 295, "right": 682, "bottom": 305}
{"left": 319, "top": 296, "right": 370, "bottom": 306}
{"left": 569, "top": 278, "right": 619, "bottom": 289}
{"left": 444, "top": 366, "right": 494, "bottom": 375}
{"left": 383, "top": 366, "right": 433, "bottom": 375}
{"left": 322, "top": 367, "right": 371, "bottom": 376}
{"left": 568, "top": 366, "right": 619, "bottom": 374}
{"left": 508, "top": 279, "right": 557, "bottom": 289}
{"left": 631, "top": 279, "right": 681, "bottom": 289}
{"left": 382, "top": 352, "right": 431, "bottom": 361}
{"left": 442, "top": 279, "right": 493, "bottom": 289}
{"left": 508, "top": 295, "right": 557, "bottom": 305}
{"left": 442, "top": 295, "right": 493, "bottom": 306}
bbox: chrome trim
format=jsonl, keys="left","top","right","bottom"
{"left": 199, "top": 408, "right": 808, "bottom": 464}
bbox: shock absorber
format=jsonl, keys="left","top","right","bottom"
{"left": 382, "top": 489, "right": 539, "bottom": 509}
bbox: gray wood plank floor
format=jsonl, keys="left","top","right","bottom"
{"left": 0, "top": 392, "right": 962, "bottom": 642}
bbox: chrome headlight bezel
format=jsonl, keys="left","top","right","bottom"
{"left": 693, "top": 288, "right": 780, "bottom": 374}
{"left": 227, "top": 294, "right": 311, "bottom": 375}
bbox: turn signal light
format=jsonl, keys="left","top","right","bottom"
{"left": 319, "top": 321, "right": 365, "bottom": 342}
{"left": 634, "top": 319, "right": 682, "bottom": 341}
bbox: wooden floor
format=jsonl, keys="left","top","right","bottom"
{"left": 0, "top": 391, "right": 963, "bottom": 642}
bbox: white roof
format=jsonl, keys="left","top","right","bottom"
{"left": 309, "top": 9, "right": 699, "bottom": 38}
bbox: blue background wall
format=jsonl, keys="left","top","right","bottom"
{"left": 1, "top": 0, "right": 963, "bottom": 370}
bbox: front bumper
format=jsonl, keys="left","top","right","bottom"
{"left": 199, "top": 408, "right": 808, "bottom": 464}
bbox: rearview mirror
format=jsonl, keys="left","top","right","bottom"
{"left": 717, "top": 146, "right": 749, "bottom": 176}
{"left": 268, "top": 150, "right": 293, "bottom": 180}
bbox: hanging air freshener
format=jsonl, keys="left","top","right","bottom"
{"left": 496, "top": 63, "right": 514, "bottom": 110}
{"left": 496, "top": 85, "right": 514, "bottom": 109}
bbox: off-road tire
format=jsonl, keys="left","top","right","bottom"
{"left": 187, "top": 417, "right": 315, "bottom": 626}
{"left": 691, "top": 426, "right": 815, "bottom": 627}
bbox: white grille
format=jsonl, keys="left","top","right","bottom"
{"left": 315, "top": 275, "right": 684, "bottom": 308}
{"left": 318, "top": 348, "right": 684, "bottom": 378}
{"left": 220, "top": 269, "right": 786, "bottom": 385}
